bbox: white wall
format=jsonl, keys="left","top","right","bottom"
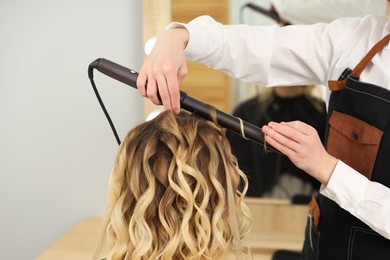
{"left": 0, "top": 1, "right": 144, "bottom": 259}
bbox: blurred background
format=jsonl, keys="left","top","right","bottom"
{"left": 0, "top": 1, "right": 143, "bottom": 259}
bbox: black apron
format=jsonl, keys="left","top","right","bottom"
{"left": 301, "top": 34, "right": 390, "bottom": 260}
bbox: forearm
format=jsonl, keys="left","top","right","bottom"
{"left": 262, "top": 120, "right": 390, "bottom": 239}
{"left": 182, "top": 16, "right": 277, "bottom": 85}
{"left": 321, "top": 160, "right": 390, "bottom": 239}
{"left": 173, "top": 16, "right": 336, "bottom": 86}
{"left": 172, "top": 15, "right": 389, "bottom": 89}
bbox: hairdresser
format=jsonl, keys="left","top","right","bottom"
{"left": 137, "top": 2, "right": 390, "bottom": 260}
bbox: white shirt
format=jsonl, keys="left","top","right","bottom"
{"left": 170, "top": 15, "right": 390, "bottom": 239}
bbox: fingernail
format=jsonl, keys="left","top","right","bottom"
{"left": 269, "top": 122, "right": 277, "bottom": 128}
{"left": 262, "top": 125, "right": 271, "bottom": 133}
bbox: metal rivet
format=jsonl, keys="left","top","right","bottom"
{"left": 352, "top": 130, "right": 359, "bottom": 140}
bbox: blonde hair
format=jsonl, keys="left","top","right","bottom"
{"left": 94, "top": 111, "right": 251, "bottom": 260}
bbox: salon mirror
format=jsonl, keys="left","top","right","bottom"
{"left": 142, "top": 0, "right": 327, "bottom": 202}
{"left": 140, "top": 0, "right": 323, "bottom": 258}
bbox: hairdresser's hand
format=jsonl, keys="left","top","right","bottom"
{"left": 137, "top": 28, "right": 189, "bottom": 114}
{"left": 262, "top": 121, "right": 337, "bottom": 186}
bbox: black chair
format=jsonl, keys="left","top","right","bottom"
{"left": 291, "top": 194, "right": 312, "bottom": 205}
{"left": 272, "top": 250, "right": 301, "bottom": 260}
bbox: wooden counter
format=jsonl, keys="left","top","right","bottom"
{"left": 38, "top": 199, "right": 308, "bottom": 260}
{"left": 37, "top": 217, "right": 101, "bottom": 260}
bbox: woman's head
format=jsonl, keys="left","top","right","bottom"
{"left": 96, "top": 111, "right": 250, "bottom": 260}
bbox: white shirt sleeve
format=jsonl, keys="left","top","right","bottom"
{"left": 180, "top": 15, "right": 329, "bottom": 86}
{"left": 270, "top": 0, "right": 387, "bottom": 25}
{"left": 174, "top": 15, "right": 390, "bottom": 89}
{"left": 321, "top": 160, "right": 390, "bottom": 239}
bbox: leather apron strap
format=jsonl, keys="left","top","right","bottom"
{"left": 328, "top": 34, "right": 390, "bottom": 91}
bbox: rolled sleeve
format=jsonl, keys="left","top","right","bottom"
{"left": 321, "top": 160, "right": 390, "bottom": 239}
{"left": 321, "top": 160, "right": 369, "bottom": 210}
{"left": 166, "top": 16, "right": 226, "bottom": 62}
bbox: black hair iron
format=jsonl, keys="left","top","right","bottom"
{"left": 88, "top": 58, "right": 275, "bottom": 152}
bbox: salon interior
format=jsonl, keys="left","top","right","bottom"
{"left": 1, "top": 1, "right": 388, "bottom": 260}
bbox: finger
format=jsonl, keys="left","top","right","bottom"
{"left": 146, "top": 77, "right": 162, "bottom": 105}
{"left": 165, "top": 72, "right": 181, "bottom": 114}
{"left": 262, "top": 126, "right": 296, "bottom": 157}
{"left": 154, "top": 72, "right": 173, "bottom": 111}
{"left": 280, "top": 121, "right": 313, "bottom": 136}
{"left": 262, "top": 124, "right": 300, "bottom": 153}
{"left": 136, "top": 68, "right": 148, "bottom": 97}
{"left": 269, "top": 121, "right": 306, "bottom": 144}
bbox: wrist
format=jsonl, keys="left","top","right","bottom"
{"left": 164, "top": 23, "right": 189, "bottom": 50}
{"left": 172, "top": 27, "right": 189, "bottom": 49}
{"left": 318, "top": 155, "right": 338, "bottom": 186}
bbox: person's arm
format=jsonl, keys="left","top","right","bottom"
{"left": 137, "top": 15, "right": 333, "bottom": 112}
{"left": 180, "top": 15, "right": 334, "bottom": 86}
{"left": 136, "top": 16, "right": 329, "bottom": 112}
{"left": 322, "top": 161, "right": 390, "bottom": 239}
{"left": 138, "top": 15, "right": 388, "bottom": 112}
{"left": 262, "top": 121, "right": 390, "bottom": 239}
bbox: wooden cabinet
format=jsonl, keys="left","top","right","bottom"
{"left": 142, "top": 0, "right": 231, "bottom": 117}
{"left": 37, "top": 199, "right": 308, "bottom": 260}
{"left": 243, "top": 198, "right": 307, "bottom": 259}
{"left": 172, "top": 0, "right": 231, "bottom": 112}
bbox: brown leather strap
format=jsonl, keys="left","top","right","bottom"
{"left": 328, "top": 34, "right": 390, "bottom": 91}
{"left": 308, "top": 195, "right": 320, "bottom": 226}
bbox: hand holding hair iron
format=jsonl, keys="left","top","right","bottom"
{"left": 88, "top": 58, "right": 273, "bottom": 150}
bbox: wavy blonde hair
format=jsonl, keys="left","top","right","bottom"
{"left": 94, "top": 111, "right": 251, "bottom": 260}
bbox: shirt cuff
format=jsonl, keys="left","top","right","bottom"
{"left": 320, "top": 160, "right": 370, "bottom": 213}
{"left": 166, "top": 16, "right": 223, "bottom": 61}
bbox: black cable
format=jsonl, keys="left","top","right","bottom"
{"left": 239, "top": 3, "right": 275, "bottom": 24}
{"left": 239, "top": 4, "right": 247, "bottom": 24}
{"left": 239, "top": 2, "right": 291, "bottom": 26}
{"left": 88, "top": 66, "right": 121, "bottom": 145}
